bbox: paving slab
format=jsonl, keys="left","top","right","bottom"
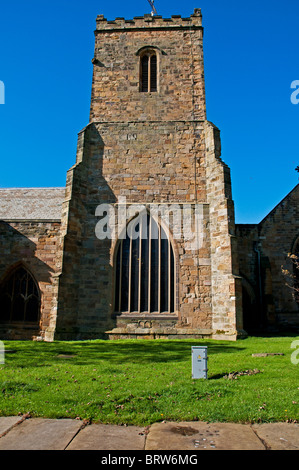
{"left": 252, "top": 423, "right": 299, "bottom": 450}
{"left": 0, "top": 417, "right": 298, "bottom": 451}
{"left": 0, "top": 418, "right": 82, "bottom": 450}
{"left": 145, "top": 421, "right": 266, "bottom": 450}
{"left": 66, "top": 423, "right": 146, "bottom": 450}
{"left": 0, "top": 416, "right": 24, "bottom": 437}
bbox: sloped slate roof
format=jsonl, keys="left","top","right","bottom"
{"left": 259, "top": 183, "right": 299, "bottom": 226}
{"left": 0, "top": 188, "right": 65, "bottom": 221}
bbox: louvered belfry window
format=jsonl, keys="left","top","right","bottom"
{"left": 140, "top": 51, "right": 157, "bottom": 92}
{"left": 0, "top": 266, "right": 40, "bottom": 323}
{"left": 114, "top": 213, "right": 175, "bottom": 314}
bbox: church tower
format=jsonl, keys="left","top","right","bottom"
{"left": 54, "top": 9, "right": 243, "bottom": 340}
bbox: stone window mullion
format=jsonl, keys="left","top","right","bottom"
{"left": 114, "top": 214, "right": 175, "bottom": 314}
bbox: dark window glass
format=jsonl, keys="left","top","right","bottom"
{"left": 160, "top": 228, "right": 169, "bottom": 313}
{"left": 170, "top": 247, "right": 175, "bottom": 313}
{"left": 150, "top": 55, "right": 157, "bottom": 92}
{"left": 140, "top": 52, "right": 157, "bottom": 93}
{"left": 121, "top": 237, "right": 130, "bottom": 312}
{"left": 140, "top": 236, "right": 149, "bottom": 312}
{"left": 26, "top": 297, "right": 39, "bottom": 322}
{"left": 12, "top": 294, "right": 25, "bottom": 321}
{"left": 130, "top": 229, "right": 140, "bottom": 312}
{"left": 114, "top": 243, "right": 121, "bottom": 312}
{"left": 114, "top": 214, "right": 175, "bottom": 314}
{"left": 150, "top": 230, "right": 159, "bottom": 312}
{"left": 141, "top": 55, "right": 149, "bottom": 92}
{"left": 0, "top": 266, "right": 40, "bottom": 323}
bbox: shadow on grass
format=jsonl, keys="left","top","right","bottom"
{"left": 248, "top": 330, "right": 299, "bottom": 338}
{"left": 3, "top": 339, "right": 245, "bottom": 368}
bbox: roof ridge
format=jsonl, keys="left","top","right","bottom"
{"left": 0, "top": 187, "right": 65, "bottom": 190}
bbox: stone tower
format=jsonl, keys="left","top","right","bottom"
{"left": 53, "top": 9, "right": 243, "bottom": 340}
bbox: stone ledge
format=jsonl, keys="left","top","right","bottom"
{"left": 112, "top": 313, "right": 178, "bottom": 320}
{"left": 106, "top": 327, "right": 214, "bottom": 339}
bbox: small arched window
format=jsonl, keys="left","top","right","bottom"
{"left": 140, "top": 51, "right": 157, "bottom": 93}
{"left": 0, "top": 265, "right": 40, "bottom": 323}
{"left": 114, "top": 213, "right": 175, "bottom": 314}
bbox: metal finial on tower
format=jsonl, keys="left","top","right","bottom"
{"left": 147, "top": 0, "right": 157, "bottom": 16}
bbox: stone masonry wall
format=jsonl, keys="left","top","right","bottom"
{"left": 204, "top": 122, "right": 243, "bottom": 339}
{"left": 55, "top": 123, "right": 240, "bottom": 339}
{"left": 258, "top": 186, "right": 299, "bottom": 326}
{"left": 236, "top": 185, "right": 299, "bottom": 329}
{"left": 0, "top": 220, "right": 62, "bottom": 340}
{"left": 55, "top": 120, "right": 215, "bottom": 339}
{"left": 90, "top": 10, "right": 206, "bottom": 123}
{"left": 54, "top": 10, "right": 241, "bottom": 340}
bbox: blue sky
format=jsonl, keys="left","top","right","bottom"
{"left": 0, "top": 0, "right": 298, "bottom": 223}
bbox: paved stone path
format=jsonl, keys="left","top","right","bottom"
{"left": 0, "top": 416, "right": 298, "bottom": 450}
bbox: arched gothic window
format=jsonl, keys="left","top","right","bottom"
{"left": 114, "top": 213, "right": 175, "bottom": 313}
{"left": 0, "top": 265, "right": 40, "bottom": 323}
{"left": 140, "top": 51, "right": 157, "bottom": 92}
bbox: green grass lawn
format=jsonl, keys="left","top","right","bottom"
{"left": 0, "top": 335, "right": 298, "bottom": 426}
